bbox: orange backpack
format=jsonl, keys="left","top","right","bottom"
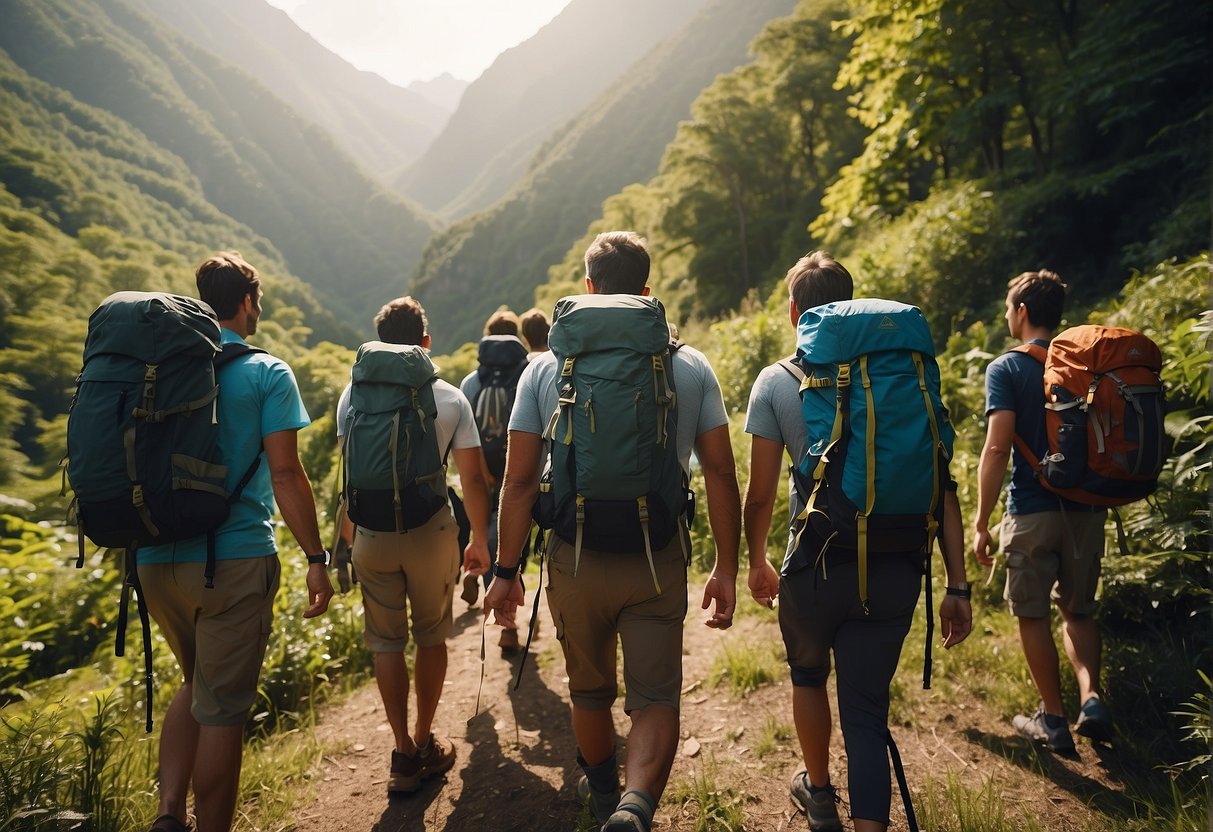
{"left": 1013, "top": 325, "right": 1166, "bottom": 506}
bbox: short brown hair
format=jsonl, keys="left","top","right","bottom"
{"left": 585, "top": 231, "right": 650, "bottom": 294}
{"left": 196, "top": 251, "right": 260, "bottom": 320}
{"left": 519, "top": 307, "right": 550, "bottom": 350}
{"left": 1007, "top": 269, "right": 1067, "bottom": 331}
{"left": 374, "top": 296, "right": 428, "bottom": 345}
{"left": 484, "top": 309, "right": 519, "bottom": 336}
{"left": 785, "top": 250, "right": 853, "bottom": 315}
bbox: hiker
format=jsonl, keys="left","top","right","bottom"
{"left": 335, "top": 296, "right": 491, "bottom": 793}
{"left": 458, "top": 308, "right": 531, "bottom": 651}
{"left": 135, "top": 252, "right": 334, "bottom": 832}
{"left": 743, "top": 251, "right": 972, "bottom": 832}
{"left": 974, "top": 270, "right": 1112, "bottom": 752}
{"left": 483, "top": 231, "right": 742, "bottom": 832}
{"left": 519, "top": 306, "right": 551, "bottom": 358}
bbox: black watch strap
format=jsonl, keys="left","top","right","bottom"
{"left": 494, "top": 562, "right": 520, "bottom": 580}
{"left": 945, "top": 584, "right": 972, "bottom": 599}
{"left": 306, "top": 549, "right": 330, "bottom": 566}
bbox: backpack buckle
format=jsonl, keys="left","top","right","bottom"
{"left": 836, "top": 363, "right": 851, "bottom": 387}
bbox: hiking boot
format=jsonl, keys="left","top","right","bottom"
{"left": 577, "top": 774, "right": 620, "bottom": 825}
{"left": 789, "top": 768, "right": 843, "bottom": 832}
{"left": 1013, "top": 705, "right": 1076, "bottom": 753}
{"left": 603, "top": 791, "right": 655, "bottom": 832}
{"left": 1074, "top": 696, "right": 1113, "bottom": 743}
{"left": 387, "top": 735, "right": 456, "bottom": 794}
{"left": 148, "top": 814, "right": 189, "bottom": 832}
{"left": 499, "top": 626, "right": 521, "bottom": 653}
{"left": 461, "top": 572, "right": 480, "bottom": 606}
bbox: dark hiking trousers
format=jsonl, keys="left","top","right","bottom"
{"left": 778, "top": 551, "right": 923, "bottom": 824}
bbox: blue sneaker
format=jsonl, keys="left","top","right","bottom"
{"left": 1074, "top": 696, "right": 1113, "bottom": 742}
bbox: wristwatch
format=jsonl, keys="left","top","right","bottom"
{"left": 494, "top": 562, "right": 520, "bottom": 580}
{"left": 306, "top": 549, "right": 330, "bottom": 566}
{"left": 946, "top": 581, "right": 971, "bottom": 599}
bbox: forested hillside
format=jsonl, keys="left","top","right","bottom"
{"left": 392, "top": 0, "right": 711, "bottom": 219}
{"left": 537, "top": 0, "right": 1209, "bottom": 337}
{"left": 410, "top": 0, "right": 798, "bottom": 352}
{"left": 130, "top": 0, "right": 451, "bottom": 178}
{"left": 0, "top": 0, "right": 437, "bottom": 329}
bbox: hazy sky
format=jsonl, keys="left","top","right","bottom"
{"left": 263, "top": 0, "right": 573, "bottom": 87}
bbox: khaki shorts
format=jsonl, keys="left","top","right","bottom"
{"left": 352, "top": 508, "right": 460, "bottom": 652}
{"left": 545, "top": 531, "right": 688, "bottom": 713}
{"left": 138, "top": 554, "right": 280, "bottom": 726}
{"left": 1001, "top": 510, "right": 1106, "bottom": 618}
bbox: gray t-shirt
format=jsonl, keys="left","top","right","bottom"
{"left": 744, "top": 359, "right": 807, "bottom": 567}
{"left": 509, "top": 344, "right": 728, "bottom": 472}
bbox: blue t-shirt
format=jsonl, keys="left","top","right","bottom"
{"left": 139, "top": 330, "right": 311, "bottom": 564}
{"left": 985, "top": 341, "right": 1096, "bottom": 515}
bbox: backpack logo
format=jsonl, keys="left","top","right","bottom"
{"left": 878, "top": 316, "right": 899, "bottom": 330}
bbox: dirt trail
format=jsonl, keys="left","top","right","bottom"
{"left": 295, "top": 586, "right": 1134, "bottom": 832}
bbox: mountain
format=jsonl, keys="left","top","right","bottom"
{"left": 407, "top": 73, "right": 468, "bottom": 115}
{"left": 410, "top": 0, "right": 799, "bottom": 352}
{"left": 393, "top": 0, "right": 712, "bottom": 220}
{"left": 0, "top": 0, "right": 438, "bottom": 335}
{"left": 128, "top": 0, "right": 447, "bottom": 180}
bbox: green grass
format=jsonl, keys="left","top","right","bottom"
{"left": 750, "top": 714, "right": 795, "bottom": 760}
{"left": 709, "top": 641, "right": 782, "bottom": 699}
{"left": 665, "top": 758, "right": 746, "bottom": 831}
{"left": 917, "top": 773, "right": 1047, "bottom": 832}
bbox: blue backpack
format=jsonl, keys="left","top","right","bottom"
{"left": 791, "top": 299, "right": 955, "bottom": 610}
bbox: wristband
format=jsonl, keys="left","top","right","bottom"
{"left": 306, "top": 549, "right": 330, "bottom": 566}
{"left": 494, "top": 563, "right": 520, "bottom": 580}
{"left": 946, "top": 582, "right": 971, "bottom": 599}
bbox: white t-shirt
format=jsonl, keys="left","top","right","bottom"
{"left": 335, "top": 377, "right": 481, "bottom": 456}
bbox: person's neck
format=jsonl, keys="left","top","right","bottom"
{"left": 219, "top": 320, "right": 248, "bottom": 339}
{"left": 1021, "top": 325, "right": 1052, "bottom": 344}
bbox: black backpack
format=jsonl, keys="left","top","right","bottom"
{"left": 471, "top": 335, "right": 529, "bottom": 480}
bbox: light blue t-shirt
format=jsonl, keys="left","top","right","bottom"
{"left": 509, "top": 344, "right": 728, "bottom": 472}
{"left": 744, "top": 359, "right": 807, "bottom": 566}
{"left": 139, "top": 330, "right": 310, "bottom": 564}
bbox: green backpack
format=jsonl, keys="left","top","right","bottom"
{"left": 65, "top": 291, "right": 264, "bottom": 731}
{"left": 342, "top": 341, "right": 447, "bottom": 532}
{"left": 540, "top": 294, "right": 688, "bottom": 593}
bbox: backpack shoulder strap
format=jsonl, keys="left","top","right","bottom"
{"left": 777, "top": 355, "right": 805, "bottom": 382}
{"left": 1010, "top": 342, "right": 1047, "bottom": 364}
{"left": 214, "top": 342, "right": 268, "bottom": 370}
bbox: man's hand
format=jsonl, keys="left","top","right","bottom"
{"left": 974, "top": 525, "right": 996, "bottom": 567}
{"left": 483, "top": 575, "right": 524, "bottom": 629}
{"left": 303, "top": 563, "right": 334, "bottom": 618}
{"left": 701, "top": 569, "right": 736, "bottom": 630}
{"left": 747, "top": 560, "right": 780, "bottom": 609}
{"left": 939, "top": 595, "right": 972, "bottom": 648}
{"left": 463, "top": 539, "right": 491, "bottom": 577}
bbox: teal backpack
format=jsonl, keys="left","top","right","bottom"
{"left": 539, "top": 294, "right": 688, "bottom": 593}
{"left": 341, "top": 341, "right": 447, "bottom": 532}
{"left": 65, "top": 290, "right": 265, "bottom": 730}
{"left": 791, "top": 299, "right": 955, "bottom": 611}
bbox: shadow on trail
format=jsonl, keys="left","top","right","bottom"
{"left": 964, "top": 728, "right": 1139, "bottom": 818}
{"left": 373, "top": 777, "right": 446, "bottom": 832}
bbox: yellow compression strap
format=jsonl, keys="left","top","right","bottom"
{"left": 389, "top": 409, "right": 404, "bottom": 532}
{"left": 559, "top": 358, "right": 577, "bottom": 445}
{"left": 913, "top": 353, "right": 943, "bottom": 557}
{"left": 791, "top": 362, "right": 850, "bottom": 575}
{"left": 858, "top": 355, "right": 875, "bottom": 612}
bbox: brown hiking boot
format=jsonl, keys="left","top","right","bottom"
{"left": 387, "top": 735, "right": 455, "bottom": 794}
{"left": 499, "top": 626, "right": 521, "bottom": 653}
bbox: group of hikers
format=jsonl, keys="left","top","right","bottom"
{"left": 67, "top": 230, "right": 1156, "bottom": 832}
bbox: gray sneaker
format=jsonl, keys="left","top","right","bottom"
{"left": 1074, "top": 696, "right": 1113, "bottom": 743}
{"left": 577, "top": 774, "right": 620, "bottom": 825}
{"left": 789, "top": 768, "right": 843, "bottom": 832}
{"left": 1013, "top": 705, "right": 1076, "bottom": 753}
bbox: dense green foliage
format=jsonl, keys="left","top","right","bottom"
{"left": 410, "top": 0, "right": 799, "bottom": 352}
{"left": 0, "top": 0, "right": 436, "bottom": 332}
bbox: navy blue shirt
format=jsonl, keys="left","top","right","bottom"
{"left": 985, "top": 340, "right": 1098, "bottom": 515}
